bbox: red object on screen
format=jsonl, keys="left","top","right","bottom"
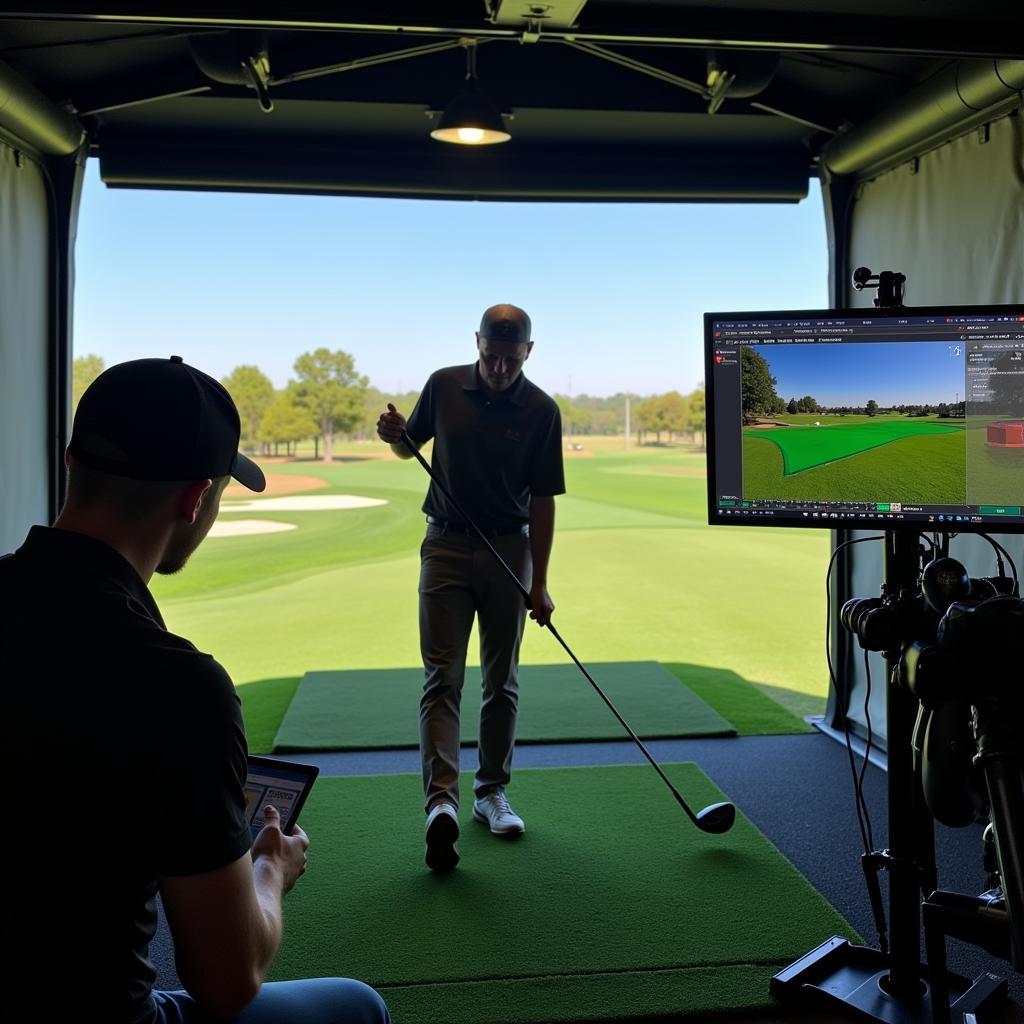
{"left": 987, "top": 420, "right": 1024, "bottom": 447}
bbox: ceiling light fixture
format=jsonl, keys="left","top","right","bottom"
{"left": 430, "top": 40, "right": 510, "bottom": 145}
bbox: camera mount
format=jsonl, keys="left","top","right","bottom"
{"left": 771, "top": 276, "right": 1019, "bottom": 1023}
{"left": 853, "top": 266, "right": 907, "bottom": 308}
{"left": 772, "top": 531, "right": 1015, "bottom": 1023}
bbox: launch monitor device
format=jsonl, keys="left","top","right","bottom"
{"left": 705, "top": 303, "right": 1024, "bottom": 533}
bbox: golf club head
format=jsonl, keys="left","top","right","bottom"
{"left": 696, "top": 801, "right": 736, "bottom": 834}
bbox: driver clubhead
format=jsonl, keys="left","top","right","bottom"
{"left": 696, "top": 801, "right": 736, "bottom": 834}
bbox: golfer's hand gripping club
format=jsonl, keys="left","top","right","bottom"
{"left": 398, "top": 430, "right": 736, "bottom": 835}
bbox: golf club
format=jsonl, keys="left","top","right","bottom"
{"left": 399, "top": 431, "right": 736, "bottom": 835}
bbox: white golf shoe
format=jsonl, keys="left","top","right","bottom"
{"left": 472, "top": 788, "right": 525, "bottom": 835}
{"left": 424, "top": 802, "right": 460, "bottom": 872}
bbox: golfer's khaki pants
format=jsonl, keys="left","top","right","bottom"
{"left": 418, "top": 523, "right": 532, "bottom": 812}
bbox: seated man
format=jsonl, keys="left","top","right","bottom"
{"left": 0, "top": 356, "right": 389, "bottom": 1024}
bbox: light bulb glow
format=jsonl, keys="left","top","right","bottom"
{"left": 456, "top": 127, "right": 485, "bottom": 143}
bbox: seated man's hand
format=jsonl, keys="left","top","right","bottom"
{"left": 252, "top": 805, "right": 309, "bottom": 895}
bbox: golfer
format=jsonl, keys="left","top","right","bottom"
{"left": 377, "top": 304, "right": 565, "bottom": 872}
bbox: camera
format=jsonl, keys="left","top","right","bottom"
{"left": 841, "top": 553, "right": 1024, "bottom": 974}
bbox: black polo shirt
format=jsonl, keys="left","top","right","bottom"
{"left": 406, "top": 363, "right": 565, "bottom": 530}
{"left": 0, "top": 526, "right": 251, "bottom": 1024}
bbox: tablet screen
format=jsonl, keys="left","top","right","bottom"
{"left": 244, "top": 755, "right": 319, "bottom": 843}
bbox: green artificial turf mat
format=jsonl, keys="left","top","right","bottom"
{"left": 271, "top": 661, "right": 735, "bottom": 752}
{"left": 745, "top": 420, "right": 962, "bottom": 476}
{"left": 663, "top": 664, "right": 811, "bottom": 735}
{"left": 269, "top": 764, "right": 858, "bottom": 1023}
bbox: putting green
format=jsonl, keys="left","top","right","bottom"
{"left": 745, "top": 420, "right": 962, "bottom": 476}
{"left": 269, "top": 764, "right": 858, "bottom": 1023}
{"left": 271, "top": 662, "right": 735, "bottom": 752}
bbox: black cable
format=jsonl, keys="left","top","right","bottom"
{"left": 977, "top": 532, "right": 1006, "bottom": 577}
{"left": 859, "top": 648, "right": 876, "bottom": 852}
{"left": 826, "top": 534, "right": 885, "bottom": 854}
{"left": 978, "top": 532, "right": 1019, "bottom": 593}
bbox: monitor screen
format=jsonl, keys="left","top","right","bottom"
{"left": 705, "top": 304, "right": 1024, "bottom": 532}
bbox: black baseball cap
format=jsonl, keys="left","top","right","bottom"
{"left": 479, "top": 304, "right": 532, "bottom": 344}
{"left": 69, "top": 355, "right": 266, "bottom": 492}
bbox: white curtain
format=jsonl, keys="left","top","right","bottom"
{"left": 839, "top": 111, "right": 1024, "bottom": 743}
{"left": 0, "top": 138, "right": 50, "bottom": 554}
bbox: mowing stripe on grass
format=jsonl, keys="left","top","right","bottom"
{"left": 269, "top": 764, "right": 858, "bottom": 1023}
{"left": 745, "top": 420, "right": 962, "bottom": 476}
{"left": 272, "top": 661, "right": 735, "bottom": 752}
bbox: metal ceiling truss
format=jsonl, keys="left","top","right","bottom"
{"left": 72, "top": 26, "right": 836, "bottom": 139}
{"left": 3, "top": 6, "right": 1023, "bottom": 61}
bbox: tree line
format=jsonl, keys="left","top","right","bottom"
{"left": 740, "top": 348, "right": 965, "bottom": 422}
{"left": 556, "top": 389, "right": 706, "bottom": 445}
{"left": 73, "top": 352, "right": 707, "bottom": 459}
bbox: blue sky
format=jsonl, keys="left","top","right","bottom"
{"left": 755, "top": 341, "right": 965, "bottom": 406}
{"left": 74, "top": 161, "right": 828, "bottom": 398}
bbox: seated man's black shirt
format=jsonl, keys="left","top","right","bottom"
{"left": 0, "top": 526, "right": 251, "bottom": 1023}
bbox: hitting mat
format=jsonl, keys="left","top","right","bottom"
{"left": 271, "top": 661, "right": 735, "bottom": 752}
{"left": 268, "top": 764, "right": 858, "bottom": 1023}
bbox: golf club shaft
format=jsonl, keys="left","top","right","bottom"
{"left": 400, "top": 432, "right": 702, "bottom": 827}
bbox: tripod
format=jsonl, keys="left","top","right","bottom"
{"left": 771, "top": 529, "right": 1015, "bottom": 1022}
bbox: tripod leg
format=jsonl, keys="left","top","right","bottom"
{"left": 861, "top": 853, "right": 889, "bottom": 955}
{"left": 923, "top": 903, "right": 951, "bottom": 1024}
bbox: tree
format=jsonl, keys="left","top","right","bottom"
{"left": 292, "top": 348, "right": 368, "bottom": 462}
{"left": 865, "top": 399, "right": 878, "bottom": 417}
{"left": 359, "top": 386, "right": 420, "bottom": 440}
{"left": 222, "top": 365, "right": 274, "bottom": 448}
{"left": 72, "top": 354, "right": 104, "bottom": 414}
{"left": 635, "top": 392, "right": 688, "bottom": 443}
{"left": 985, "top": 351, "right": 1024, "bottom": 416}
{"left": 787, "top": 398, "right": 798, "bottom": 415}
{"left": 740, "top": 347, "right": 780, "bottom": 421}
{"left": 687, "top": 386, "right": 706, "bottom": 447}
{"left": 554, "top": 395, "right": 594, "bottom": 439}
{"left": 259, "top": 388, "right": 317, "bottom": 455}
{"left": 635, "top": 395, "right": 663, "bottom": 443}
{"left": 660, "top": 391, "right": 690, "bottom": 440}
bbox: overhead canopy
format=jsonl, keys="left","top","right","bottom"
{"left": 1, "top": 2, "right": 1021, "bottom": 200}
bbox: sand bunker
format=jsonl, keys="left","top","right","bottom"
{"left": 223, "top": 473, "right": 329, "bottom": 499}
{"left": 208, "top": 519, "right": 298, "bottom": 538}
{"left": 222, "top": 495, "right": 387, "bottom": 512}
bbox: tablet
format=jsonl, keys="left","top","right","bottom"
{"left": 244, "top": 755, "right": 319, "bottom": 843}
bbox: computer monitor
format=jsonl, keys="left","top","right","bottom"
{"left": 705, "top": 304, "right": 1024, "bottom": 532}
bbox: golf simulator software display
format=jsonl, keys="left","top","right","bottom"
{"left": 705, "top": 304, "right": 1024, "bottom": 532}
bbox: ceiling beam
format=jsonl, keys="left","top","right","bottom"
{"left": 3, "top": 6, "right": 1023, "bottom": 60}
{"left": 98, "top": 134, "right": 810, "bottom": 201}
{"left": 0, "top": 57, "right": 84, "bottom": 153}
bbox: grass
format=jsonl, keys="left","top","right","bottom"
{"left": 152, "top": 439, "right": 833, "bottom": 749}
{"left": 269, "top": 764, "right": 858, "bottom": 1023}
{"left": 743, "top": 418, "right": 966, "bottom": 503}
{"left": 745, "top": 418, "right": 962, "bottom": 477}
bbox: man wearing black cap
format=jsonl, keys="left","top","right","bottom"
{"left": 377, "top": 304, "right": 565, "bottom": 872}
{"left": 1, "top": 357, "right": 389, "bottom": 1024}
